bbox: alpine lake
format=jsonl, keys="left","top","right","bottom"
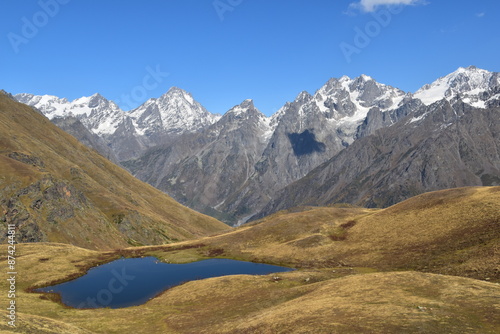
{"left": 34, "top": 257, "right": 293, "bottom": 309}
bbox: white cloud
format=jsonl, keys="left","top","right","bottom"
{"left": 476, "top": 12, "right": 485, "bottom": 18}
{"left": 350, "top": 0, "right": 427, "bottom": 13}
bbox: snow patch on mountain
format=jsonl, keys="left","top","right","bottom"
{"left": 14, "top": 93, "right": 126, "bottom": 135}
{"left": 130, "top": 87, "right": 220, "bottom": 136}
{"left": 414, "top": 66, "right": 497, "bottom": 107}
{"left": 16, "top": 87, "right": 221, "bottom": 140}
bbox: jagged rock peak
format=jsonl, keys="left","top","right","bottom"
{"left": 0, "top": 89, "right": 15, "bottom": 100}
{"left": 227, "top": 99, "right": 256, "bottom": 115}
{"left": 129, "top": 86, "right": 220, "bottom": 138}
{"left": 294, "top": 91, "right": 313, "bottom": 103}
{"left": 155, "top": 87, "right": 197, "bottom": 106}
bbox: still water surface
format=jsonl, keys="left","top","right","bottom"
{"left": 35, "top": 257, "right": 293, "bottom": 309}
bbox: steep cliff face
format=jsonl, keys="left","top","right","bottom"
{"left": 255, "top": 100, "right": 500, "bottom": 219}
{"left": 0, "top": 92, "right": 229, "bottom": 250}
{"left": 124, "top": 100, "right": 271, "bottom": 222}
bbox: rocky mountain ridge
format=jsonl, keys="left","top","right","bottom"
{"left": 14, "top": 66, "right": 500, "bottom": 224}
{"left": 255, "top": 99, "right": 500, "bottom": 219}
{"left": 15, "top": 87, "right": 221, "bottom": 161}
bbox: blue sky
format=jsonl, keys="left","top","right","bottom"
{"left": 1, "top": 0, "right": 499, "bottom": 116}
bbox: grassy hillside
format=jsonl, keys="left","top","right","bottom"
{"left": 0, "top": 92, "right": 230, "bottom": 249}
{"left": 1, "top": 240, "right": 498, "bottom": 334}
{"left": 1, "top": 186, "right": 498, "bottom": 333}
{"left": 188, "top": 186, "right": 499, "bottom": 281}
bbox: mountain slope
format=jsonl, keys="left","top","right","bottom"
{"left": 51, "top": 116, "right": 120, "bottom": 164}
{"left": 256, "top": 99, "right": 500, "bottom": 218}
{"left": 124, "top": 99, "right": 271, "bottom": 223}
{"left": 0, "top": 92, "right": 230, "bottom": 250}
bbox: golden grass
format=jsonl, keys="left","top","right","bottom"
{"left": 169, "top": 186, "right": 499, "bottom": 281}
{"left": 212, "top": 271, "right": 500, "bottom": 334}
{"left": 1, "top": 242, "right": 498, "bottom": 334}
{"left": 1, "top": 172, "right": 498, "bottom": 332}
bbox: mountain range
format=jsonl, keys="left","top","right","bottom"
{"left": 14, "top": 66, "right": 500, "bottom": 224}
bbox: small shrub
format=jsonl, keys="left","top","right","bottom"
{"left": 328, "top": 220, "right": 357, "bottom": 241}
{"left": 340, "top": 220, "right": 357, "bottom": 229}
{"left": 207, "top": 248, "right": 225, "bottom": 257}
{"left": 328, "top": 227, "right": 348, "bottom": 241}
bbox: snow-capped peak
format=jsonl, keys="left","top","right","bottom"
{"left": 13, "top": 92, "right": 126, "bottom": 136}
{"left": 294, "top": 91, "right": 313, "bottom": 104}
{"left": 226, "top": 99, "right": 256, "bottom": 116}
{"left": 413, "top": 66, "right": 496, "bottom": 107}
{"left": 15, "top": 93, "right": 69, "bottom": 119}
{"left": 218, "top": 99, "right": 273, "bottom": 141}
{"left": 312, "top": 74, "right": 406, "bottom": 120}
{"left": 360, "top": 74, "right": 373, "bottom": 81}
{"left": 130, "top": 87, "right": 221, "bottom": 136}
{"left": 339, "top": 75, "right": 351, "bottom": 82}
{"left": 16, "top": 87, "right": 220, "bottom": 139}
{"left": 159, "top": 87, "right": 195, "bottom": 106}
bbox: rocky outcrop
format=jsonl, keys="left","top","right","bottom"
{"left": 0, "top": 175, "right": 87, "bottom": 243}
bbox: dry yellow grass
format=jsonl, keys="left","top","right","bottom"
{"left": 0, "top": 183, "right": 498, "bottom": 332}
{"left": 216, "top": 271, "right": 499, "bottom": 334}
{"left": 176, "top": 186, "right": 499, "bottom": 281}
{"left": 1, "top": 243, "right": 498, "bottom": 334}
